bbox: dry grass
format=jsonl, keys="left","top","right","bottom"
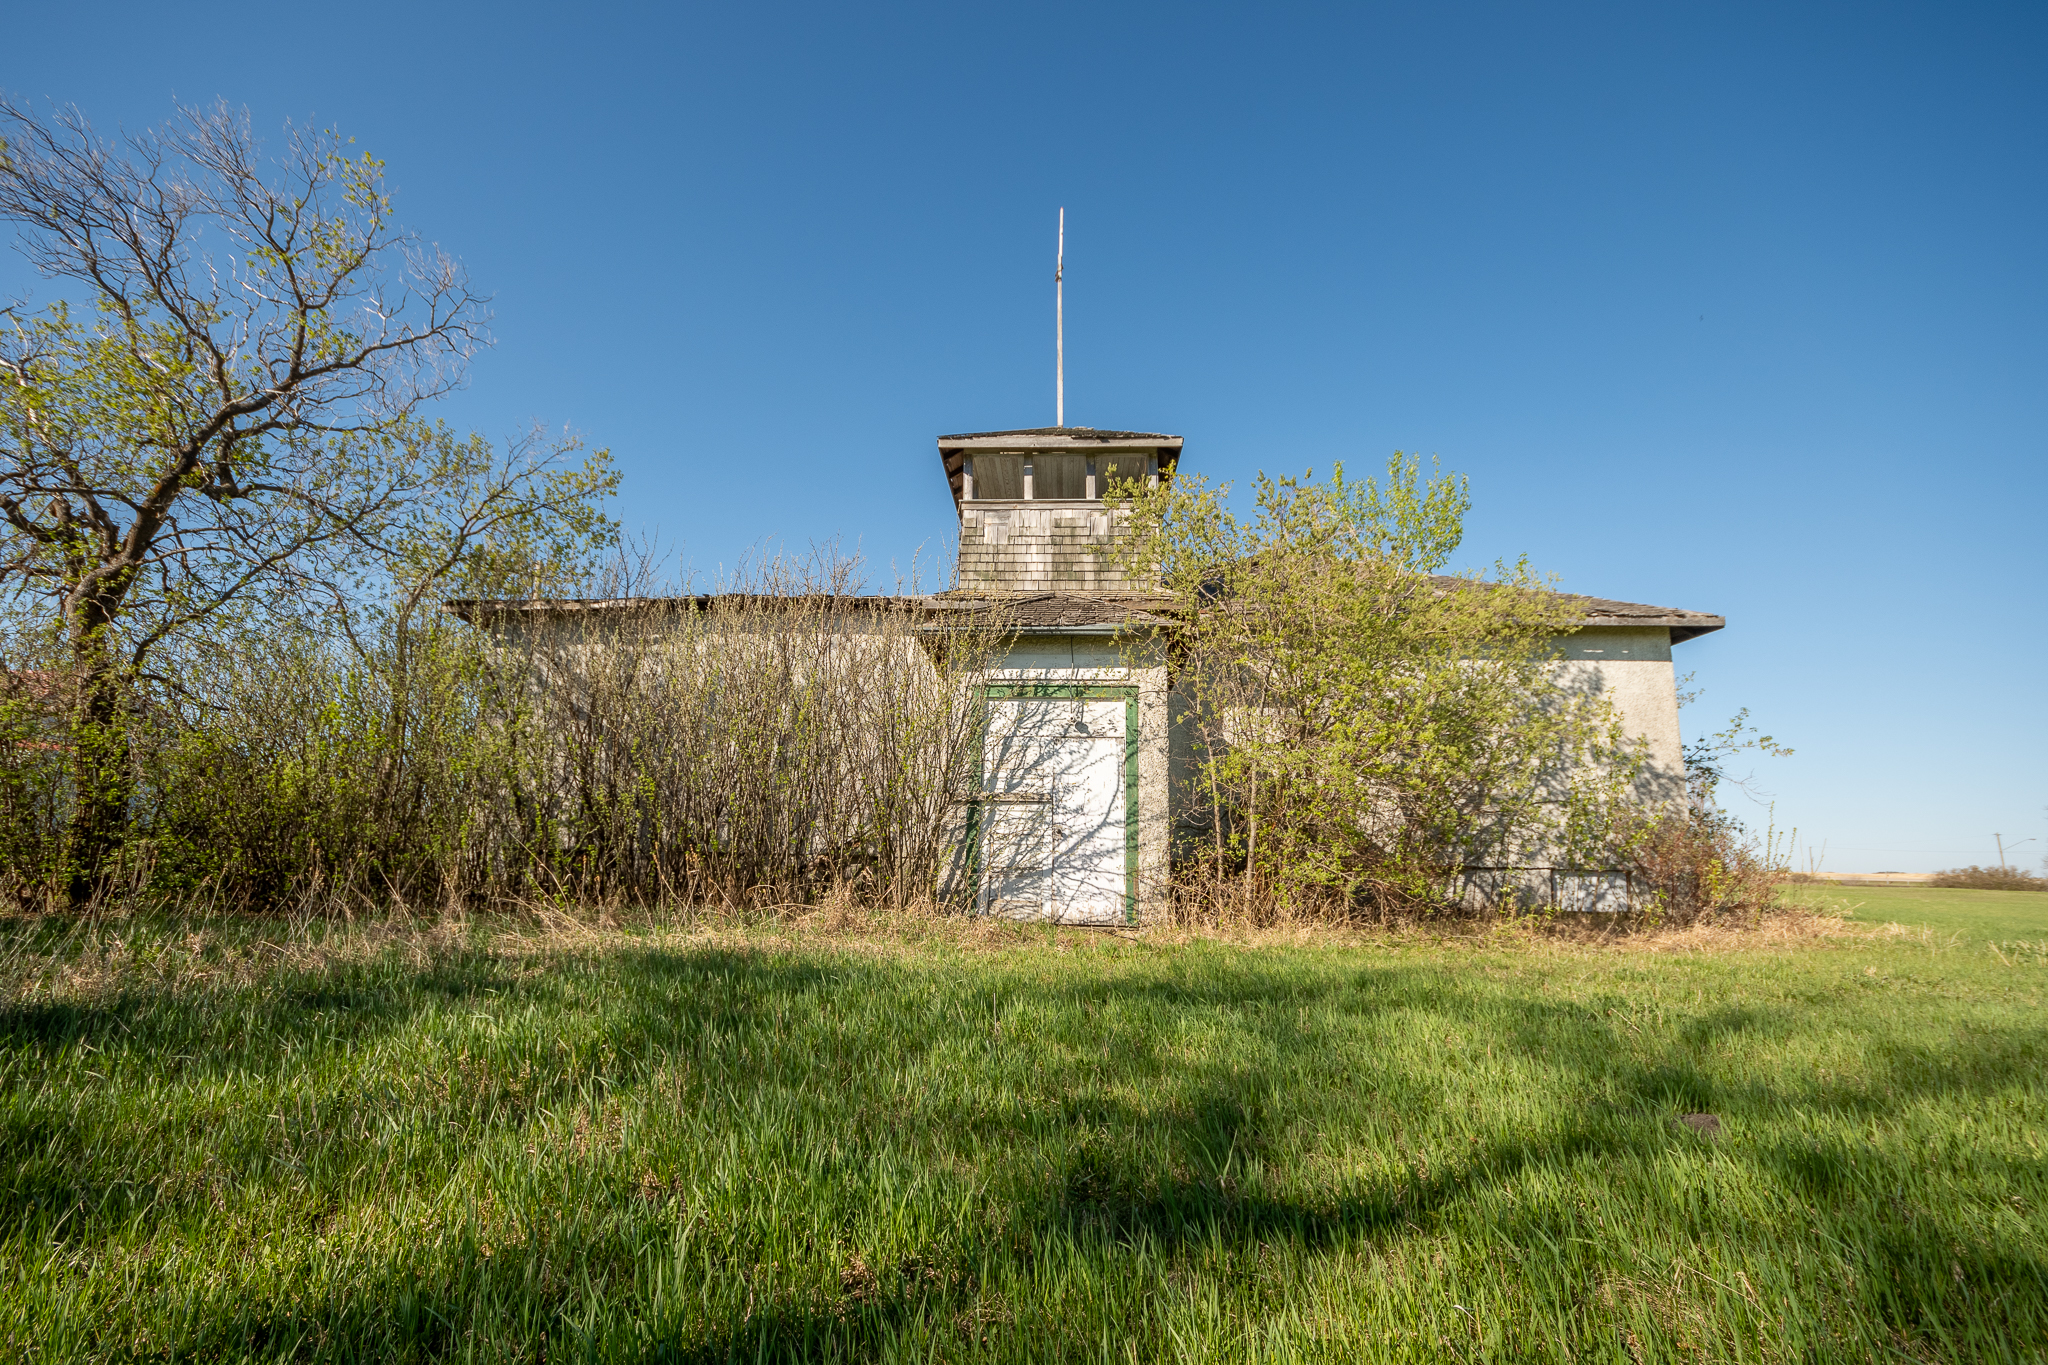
{"left": 0, "top": 893, "right": 1867, "bottom": 1013}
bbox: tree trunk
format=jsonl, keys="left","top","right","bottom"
{"left": 63, "top": 603, "right": 132, "bottom": 908}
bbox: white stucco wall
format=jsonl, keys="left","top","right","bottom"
{"left": 1548, "top": 626, "right": 1686, "bottom": 805}
{"left": 1443, "top": 626, "right": 1699, "bottom": 911}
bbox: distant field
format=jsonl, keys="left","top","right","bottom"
{"left": 1, "top": 909, "right": 2042, "bottom": 1363}
{"left": 1781, "top": 882, "right": 2048, "bottom": 942}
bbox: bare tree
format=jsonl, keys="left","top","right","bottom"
{"left": 0, "top": 99, "right": 491, "bottom": 900}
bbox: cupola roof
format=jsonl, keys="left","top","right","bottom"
{"left": 936, "top": 427, "right": 1182, "bottom": 508}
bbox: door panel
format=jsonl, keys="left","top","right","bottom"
{"left": 980, "top": 694, "right": 1129, "bottom": 923}
{"left": 978, "top": 795, "right": 1052, "bottom": 918}
{"left": 1049, "top": 700, "right": 1127, "bottom": 923}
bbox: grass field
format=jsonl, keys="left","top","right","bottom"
{"left": 1781, "top": 883, "right": 2048, "bottom": 943}
{"left": 1, "top": 897, "right": 2043, "bottom": 1363}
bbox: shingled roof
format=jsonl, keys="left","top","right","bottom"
{"left": 445, "top": 592, "right": 1179, "bottom": 635}
{"left": 446, "top": 585, "right": 1721, "bottom": 641}
{"left": 1546, "top": 591, "right": 1724, "bottom": 643}
{"left": 930, "top": 582, "right": 1724, "bottom": 640}
{"left": 921, "top": 591, "right": 1179, "bottom": 632}
{"left": 443, "top": 595, "right": 937, "bottom": 623}
{"left": 1412, "top": 576, "right": 1722, "bottom": 643}
{"left": 936, "top": 428, "right": 1181, "bottom": 443}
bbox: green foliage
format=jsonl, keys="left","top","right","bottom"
{"left": 1934, "top": 866, "right": 2048, "bottom": 892}
{"left": 134, "top": 621, "right": 522, "bottom": 905}
{"left": 1623, "top": 695, "right": 1794, "bottom": 922}
{"left": 0, "top": 682, "right": 66, "bottom": 886}
{"left": 1626, "top": 801, "right": 1790, "bottom": 923}
{"left": 1109, "top": 455, "right": 1642, "bottom": 914}
{"left": 0, "top": 911, "right": 2040, "bottom": 1361}
{"left": 0, "top": 418, "right": 618, "bottom": 910}
{"left": 1778, "top": 881, "right": 2048, "bottom": 940}
{"left": 0, "top": 101, "right": 617, "bottom": 899}
{"left": 0, "top": 551, "right": 1000, "bottom": 913}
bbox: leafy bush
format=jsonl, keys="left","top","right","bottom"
{"left": 0, "top": 669, "right": 71, "bottom": 894}
{"left": 1112, "top": 456, "right": 1641, "bottom": 919}
{"left": 1623, "top": 708, "right": 1790, "bottom": 923}
{"left": 1627, "top": 803, "right": 1787, "bottom": 923}
{"left": 1932, "top": 865, "right": 2046, "bottom": 891}
{"left": 0, "top": 555, "right": 1004, "bottom": 914}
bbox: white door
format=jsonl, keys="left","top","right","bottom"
{"left": 980, "top": 695, "right": 1129, "bottom": 923}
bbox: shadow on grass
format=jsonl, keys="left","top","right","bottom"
{"left": 1018, "top": 959, "right": 2046, "bottom": 1356}
{"left": 149, "top": 1249, "right": 931, "bottom": 1365}
{"left": 5, "top": 936, "right": 2044, "bottom": 1361}
{"left": 0, "top": 955, "right": 525, "bottom": 1061}
{"left": 602, "top": 945, "right": 2048, "bottom": 1358}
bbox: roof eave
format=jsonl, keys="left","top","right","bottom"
{"left": 1575, "top": 614, "right": 1726, "bottom": 644}
{"left": 1668, "top": 620, "right": 1725, "bottom": 645}
{"left": 935, "top": 431, "right": 1182, "bottom": 450}
{"left": 913, "top": 621, "right": 1167, "bottom": 637}
{"left": 937, "top": 432, "right": 1184, "bottom": 507}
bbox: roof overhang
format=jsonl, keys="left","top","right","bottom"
{"left": 448, "top": 588, "right": 1721, "bottom": 643}
{"left": 914, "top": 623, "right": 1142, "bottom": 637}
{"left": 937, "top": 428, "right": 1183, "bottom": 508}
{"left": 1431, "top": 578, "right": 1722, "bottom": 644}
{"left": 442, "top": 591, "right": 1179, "bottom": 635}
{"left": 443, "top": 594, "right": 938, "bottom": 624}
{"left": 1573, "top": 609, "right": 1726, "bottom": 644}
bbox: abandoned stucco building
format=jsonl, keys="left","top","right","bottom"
{"left": 932, "top": 426, "right": 1721, "bottom": 923}
{"left": 458, "top": 423, "right": 1721, "bottom": 924}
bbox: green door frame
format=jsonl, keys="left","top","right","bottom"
{"left": 970, "top": 683, "right": 1140, "bottom": 924}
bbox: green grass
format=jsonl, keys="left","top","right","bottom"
{"left": 1781, "top": 883, "right": 2048, "bottom": 943}
{"left": 1, "top": 910, "right": 2043, "bottom": 1363}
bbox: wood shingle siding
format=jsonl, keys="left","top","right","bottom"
{"left": 959, "top": 507, "right": 1136, "bottom": 591}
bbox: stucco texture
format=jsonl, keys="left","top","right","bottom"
{"left": 1549, "top": 626, "right": 1686, "bottom": 805}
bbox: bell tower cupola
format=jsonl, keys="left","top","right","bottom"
{"left": 936, "top": 427, "right": 1182, "bottom": 592}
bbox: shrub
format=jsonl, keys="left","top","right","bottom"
{"left": 0, "top": 668, "right": 71, "bottom": 904}
{"left": 1626, "top": 803, "right": 1788, "bottom": 924}
{"left": 1931, "top": 865, "right": 2046, "bottom": 891}
{"left": 498, "top": 565, "right": 1004, "bottom": 908}
{"left": 0, "top": 554, "right": 1005, "bottom": 914}
{"left": 1620, "top": 708, "right": 1792, "bottom": 924}
{"left": 1112, "top": 456, "right": 1641, "bottom": 918}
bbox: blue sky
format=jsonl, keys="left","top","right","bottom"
{"left": 4, "top": 1, "right": 2042, "bottom": 873}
